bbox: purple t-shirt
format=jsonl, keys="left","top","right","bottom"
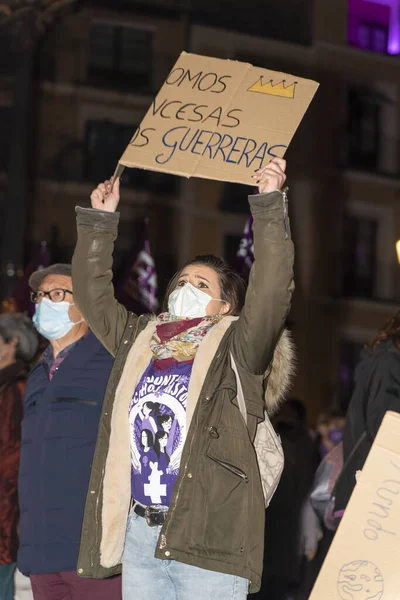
{"left": 129, "top": 359, "right": 192, "bottom": 507}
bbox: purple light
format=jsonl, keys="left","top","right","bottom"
{"left": 388, "top": 39, "right": 400, "bottom": 52}
{"left": 363, "top": 0, "right": 400, "bottom": 54}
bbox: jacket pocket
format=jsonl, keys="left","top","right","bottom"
{"left": 206, "top": 455, "right": 249, "bottom": 483}
{"left": 186, "top": 432, "right": 249, "bottom": 557}
{"left": 51, "top": 397, "right": 98, "bottom": 406}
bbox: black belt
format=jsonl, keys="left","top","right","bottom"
{"left": 133, "top": 503, "right": 167, "bottom": 527}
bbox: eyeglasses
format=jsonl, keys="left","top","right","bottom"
{"left": 30, "top": 288, "right": 73, "bottom": 304}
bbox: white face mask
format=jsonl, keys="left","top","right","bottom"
{"left": 168, "top": 282, "right": 225, "bottom": 318}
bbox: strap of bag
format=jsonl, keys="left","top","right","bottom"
{"left": 330, "top": 371, "right": 375, "bottom": 516}
{"left": 230, "top": 352, "right": 248, "bottom": 427}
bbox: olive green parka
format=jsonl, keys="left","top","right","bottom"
{"left": 72, "top": 190, "right": 295, "bottom": 593}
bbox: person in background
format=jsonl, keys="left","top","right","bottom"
{"left": 315, "top": 408, "right": 346, "bottom": 458}
{"left": 334, "top": 309, "right": 400, "bottom": 519}
{"left": 0, "top": 314, "right": 38, "bottom": 600}
{"left": 18, "top": 264, "right": 121, "bottom": 600}
{"left": 252, "top": 399, "right": 319, "bottom": 600}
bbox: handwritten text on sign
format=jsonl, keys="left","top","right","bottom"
{"left": 118, "top": 53, "right": 319, "bottom": 185}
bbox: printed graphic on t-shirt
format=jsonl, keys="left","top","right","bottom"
{"left": 129, "top": 360, "right": 191, "bottom": 506}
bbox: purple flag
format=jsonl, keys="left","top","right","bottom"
{"left": 1, "top": 241, "right": 50, "bottom": 314}
{"left": 116, "top": 221, "right": 158, "bottom": 314}
{"left": 236, "top": 215, "right": 254, "bottom": 281}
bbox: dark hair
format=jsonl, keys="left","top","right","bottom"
{"left": 158, "top": 414, "right": 173, "bottom": 427}
{"left": 154, "top": 430, "right": 170, "bottom": 464}
{"left": 163, "top": 254, "right": 246, "bottom": 316}
{"left": 143, "top": 401, "right": 160, "bottom": 416}
{"left": 0, "top": 314, "right": 39, "bottom": 363}
{"left": 316, "top": 408, "right": 344, "bottom": 427}
{"left": 369, "top": 309, "right": 400, "bottom": 350}
{"left": 286, "top": 398, "right": 307, "bottom": 424}
{"left": 140, "top": 429, "right": 154, "bottom": 449}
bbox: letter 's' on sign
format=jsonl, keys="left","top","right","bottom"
{"left": 116, "top": 52, "right": 319, "bottom": 185}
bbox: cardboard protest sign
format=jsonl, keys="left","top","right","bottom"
{"left": 116, "top": 52, "right": 319, "bottom": 185}
{"left": 309, "top": 411, "right": 400, "bottom": 600}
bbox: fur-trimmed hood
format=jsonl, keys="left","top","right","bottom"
{"left": 265, "top": 328, "right": 296, "bottom": 415}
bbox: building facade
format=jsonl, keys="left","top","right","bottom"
{"left": 1, "top": 0, "right": 400, "bottom": 421}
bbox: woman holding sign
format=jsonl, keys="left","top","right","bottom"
{"left": 72, "top": 157, "right": 295, "bottom": 598}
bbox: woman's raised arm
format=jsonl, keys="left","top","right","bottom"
{"left": 72, "top": 178, "right": 134, "bottom": 357}
{"left": 232, "top": 158, "right": 295, "bottom": 375}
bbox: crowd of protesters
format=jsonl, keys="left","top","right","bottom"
{"left": 1, "top": 159, "right": 399, "bottom": 600}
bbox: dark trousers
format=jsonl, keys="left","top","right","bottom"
{"left": 0, "top": 562, "right": 16, "bottom": 600}
{"left": 30, "top": 571, "right": 122, "bottom": 600}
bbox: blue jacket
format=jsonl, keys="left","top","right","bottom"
{"left": 18, "top": 331, "right": 114, "bottom": 575}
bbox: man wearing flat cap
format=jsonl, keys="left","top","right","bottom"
{"left": 18, "top": 264, "right": 121, "bottom": 600}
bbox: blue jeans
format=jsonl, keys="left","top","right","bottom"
{"left": 122, "top": 511, "right": 248, "bottom": 600}
{"left": 0, "top": 562, "right": 17, "bottom": 600}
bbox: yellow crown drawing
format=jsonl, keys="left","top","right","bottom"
{"left": 248, "top": 77, "right": 297, "bottom": 99}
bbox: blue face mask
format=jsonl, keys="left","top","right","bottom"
{"left": 33, "top": 297, "right": 82, "bottom": 340}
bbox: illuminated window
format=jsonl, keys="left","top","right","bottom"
{"left": 357, "top": 21, "right": 388, "bottom": 52}
{"left": 348, "top": 0, "right": 400, "bottom": 55}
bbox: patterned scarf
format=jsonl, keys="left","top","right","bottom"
{"left": 150, "top": 312, "right": 223, "bottom": 363}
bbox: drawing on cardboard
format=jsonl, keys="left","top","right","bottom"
{"left": 247, "top": 78, "right": 297, "bottom": 99}
{"left": 337, "top": 561, "right": 383, "bottom": 600}
{"left": 115, "top": 52, "right": 319, "bottom": 185}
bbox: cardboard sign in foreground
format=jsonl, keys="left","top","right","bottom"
{"left": 117, "top": 52, "right": 319, "bottom": 185}
{"left": 309, "top": 411, "right": 400, "bottom": 600}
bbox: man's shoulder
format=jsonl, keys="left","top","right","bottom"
{"left": 85, "top": 330, "right": 114, "bottom": 360}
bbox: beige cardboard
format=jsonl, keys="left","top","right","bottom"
{"left": 117, "top": 52, "right": 319, "bottom": 185}
{"left": 309, "top": 411, "right": 400, "bottom": 600}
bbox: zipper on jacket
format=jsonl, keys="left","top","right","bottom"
{"left": 282, "top": 187, "right": 289, "bottom": 241}
{"left": 160, "top": 386, "right": 235, "bottom": 549}
{"left": 90, "top": 314, "right": 141, "bottom": 569}
{"left": 160, "top": 405, "right": 201, "bottom": 549}
{"left": 91, "top": 465, "right": 105, "bottom": 568}
{"left": 207, "top": 455, "right": 249, "bottom": 483}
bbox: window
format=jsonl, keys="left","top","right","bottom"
{"left": 348, "top": 0, "right": 400, "bottom": 55}
{"left": 36, "top": 33, "right": 56, "bottom": 81}
{"left": 193, "top": 0, "right": 313, "bottom": 45}
{"left": 84, "top": 120, "right": 178, "bottom": 193}
{"left": 342, "top": 214, "right": 378, "bottom": 298}
{"left": 0, "top": 107, "right": 11, "bottom": 172}
{"left": 346, "top": 88, "right": 381, "bottom": 171}
{"left": 223, "top": 233, "right": 242, "bottom": 268}
{"left": 219, "top": 183, "right": 254, "bottom": 214}
{"left": 357, "top": 21, "right": 388, "bottom": 53}
{"left": 85, "top": 120, "right": 136, "bottom": 183}
{"left": 338, "top": 340, "right": 363, "bottom": 411}
{"left": 88, "top": 22, "right": 153, "bottom": 92}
